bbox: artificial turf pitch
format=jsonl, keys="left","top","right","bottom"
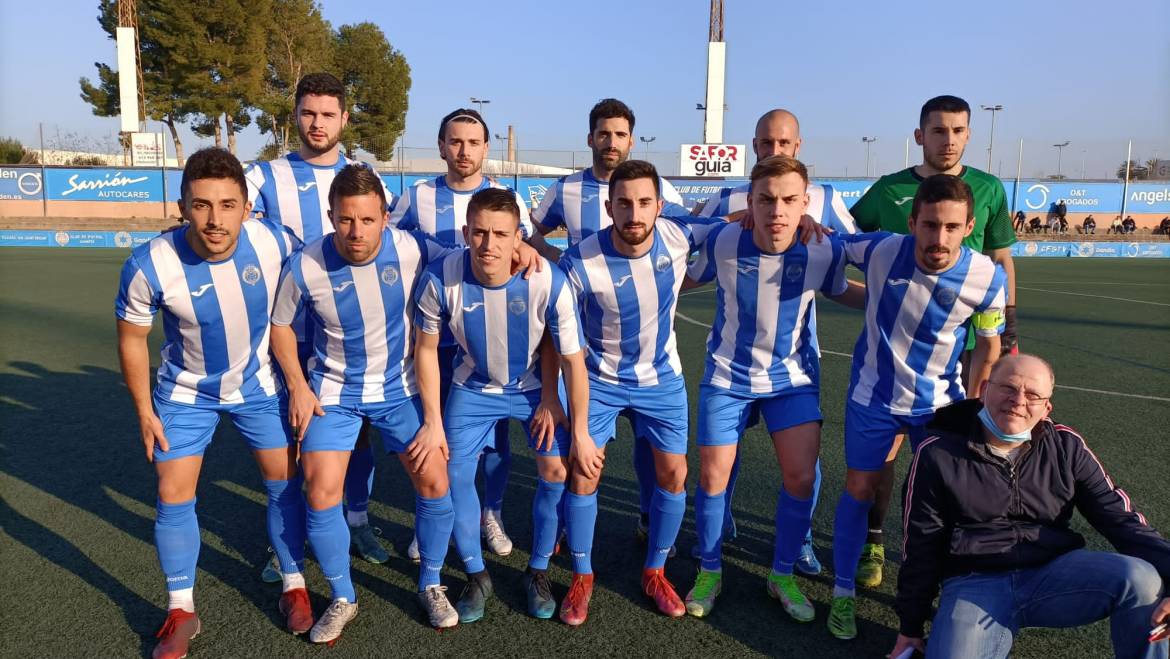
{"left": 1, "top": 249, "right": 1167, "bottom": 658}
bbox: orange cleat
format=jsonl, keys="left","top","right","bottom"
{"left": 559, "top": 573, "right": 595, "bottom": 626}
{"left": 279, "top": 587, "right": 314, "bottom": 635}
{"left": 153, "top": 609, "right": 201, "bottom": 659}
{"left": 642, "top": 568, "right": 685, "bottom": 618}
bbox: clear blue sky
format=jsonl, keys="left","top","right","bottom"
{"left": 1, "top": 0, "right": 1167, "bottom": 179}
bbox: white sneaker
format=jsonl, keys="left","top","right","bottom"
{"left": 481, "top": 508, "right": 513, "bottom": 556}
{"left": 309, "top": 599, "right": 358, "bottom": 644}
{"left": 407, "top": 535, "right": 420, "bottom": 564}
{"left": 418, "top": 585, "right": 459, "bottom": 629}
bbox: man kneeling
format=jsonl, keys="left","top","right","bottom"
{"left": 892, "top": 354, "right": 1170, "bottom": 659}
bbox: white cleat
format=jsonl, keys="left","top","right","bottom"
{"left": 407, "top": 535, "right": 420, "bottom": 564}
{"left": 418, "top": 585, "right": 459, "bottom": 629}
{"left": 309, "top": 599, "right": 358, "bottom": 644}
{"left": 481, "top": 508, "right": 514, "bottom": 556}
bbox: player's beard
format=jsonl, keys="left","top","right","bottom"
{"left": 926, "top": 145, "right": 964, "bottom": 174}
{"left": 593, "top": 147, "right": 627, "bottom": 174}
{"left": 300, "top": 129, "right": 341, "bottom": 158}
{"left": 615, "top": 222, "right": 652, "bottom": 247}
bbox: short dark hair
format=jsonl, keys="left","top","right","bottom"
{"left": 329, "top": 164, "right": 387, "bottom": 210}
{"left": 919, "top": 95, "right": 971, "bottom": 127}
{"left": 467, "top": 187, "right": 519, "bottom": 227}
{"left": 295, "top": 72, "right": 347, "bottom": 110}
{"left": 438, "top": 108, "right": 489, "bottom": 142}
{"left": 910, "top": 174, "right": 975, "bottom": 221}
{"left": 608, "top": 159, "right": 660, "bottom": 200}
{"left": 589, "top": 98, "right": 635, "bottom": 133}
{"left": 750, "top": 155, "right": 809, "bottom": 188}
{"left": 181, "top": 147, "right": 247, "bottom": 200}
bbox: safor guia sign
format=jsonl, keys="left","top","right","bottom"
{"left": 679, "top": 144, "right": 747, "bottom": 177}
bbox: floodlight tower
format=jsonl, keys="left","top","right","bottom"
{"left": 116, "top": 0, "right": 146, "bottom": 132}
{"left": 702, "top": 0, "right": 726, "bottom": 144}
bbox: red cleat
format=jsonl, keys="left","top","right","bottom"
{"left": 559, "top": 573, "right": 594, "bottom": 626}
{"left": 279, "top": 587, "right": 314, "bottom": 635}
{"left": 642, "top": 568, "right": 685, "bottom": 618}
{"left": 153, "top": 609, "right": 201, "bottom": 659}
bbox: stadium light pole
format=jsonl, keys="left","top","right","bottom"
{"left": 469, "top": 97, "right": 491, "bottom": 116}
{"left": 1053, "top": 141, "right": 1070, "bottom": 179}
{"left": 862, "top": 136, "right": 877, "bottom": 177}
{"left": 980, "top": 104, "right": 1003, "bottom": 172}
{"left": 640, "top": 136, "right": 656, "bottom": 160}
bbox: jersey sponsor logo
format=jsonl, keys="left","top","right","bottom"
{"left": 508, "top": 296, "right": 527, "bottom": 315}
{"left": 893, "top": 196, "right": 915, "bottom": 206}
{"left": 462, "top": 302, "right": 485, "bottom": 313}
{"left": 886, "top": 278, "right": 911, "bottom": 286}
{"left": 581, "top": 193, "right": 598, "bottom": 203}
{"left": 736, "top": 264, "right": 759, "bottom": 275}
{"left": 434, "top": 204, "right": 454, "bottom": 214}
{"left": 934, "top": 286, "right": 958, "bottom": 306}
{"left": 613, "top": 274, "right": 634, "bottom": 287}
{"left": 190, "top": 283, "right": 214, "bottom": 297}
{"left": 332, "top": 280, "right": 355, "bottom": 293}
{"left": 297, "top": 181, "right": 317, "bottom": 192}
{"left": 784, "top": 263, "right": 804, "bottom": 281}
{"left": 380, "top": 265, "right": 399, "bottom": 286}
{"left": 241, "top": 264, "right": 261, "bottom": 285}
{"left": 655, "top": 254, "right": 672, "bottom": 272}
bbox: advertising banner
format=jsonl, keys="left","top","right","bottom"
{"left": 0, "top": 166, "right": 44, "bottom": 201}
{"left": 1010, "top": 241, "right": 1170, "bottom": 258}
{"left": 0, "top": 229, "right": 157, "bottom": 248}
{"left": 679, "top": 144, "right": 747, "bottom": 177}
{"left": 45, "top": 168, "right": 163, "bottom": 202}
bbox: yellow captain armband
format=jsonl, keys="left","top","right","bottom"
{"left": 971, "top": 308, "right": 1005, "bottom": 331}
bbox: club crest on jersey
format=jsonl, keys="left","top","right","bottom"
{"left": 655, "top": 254, "right": 672, "bottom": 272}
{"left": 785, "top": 264, "right": 804, "bottom": 281}
{"left": 934, "top": 286, "right": 958, "bottom": 306}
{"left": 508, "top": 296, "right": 527, "bottom": 315}
{"left": 242, "top": 264, "right": 261, "bottom": 285}
{"left": 381, "top": 265, "right": 399, "bottom": 286}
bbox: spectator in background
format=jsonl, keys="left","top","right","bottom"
{"left": 1029, "top": 217, "right": 1042, "bottom": 234}
{"left": 1054, "top": 199, "right": 1068, "bottom": 222}
{"left": 1123, "top": 216, "right": 1137, "bottom": 234}
{"left": 1014, "top": 210, "right": 1026, "bottom": 233}
{"left": 1111, "top": 215, "right": 1124, "bottom": 234}
{"left": 1082, "top": 215, "right": 1096, "bottom": 235}
{"left": 1158, "top": 216, "right": 1170, "bottom": 235}
{"left": 1047, "top": 214, "right": 1060, "bottom": 235}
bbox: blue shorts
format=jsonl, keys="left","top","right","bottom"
{"left": 697, "top": 385, "right": 822, "bottom": 447}
{"left": 301, "top": 396, "right": 424, "bottom": 454}
{"left": 588, "top": 376, "right": 688, "bottom": 455}
{"left": 152, "top": 395, "right": 292, "bottom": 462}
{"left": 445, "top": 385, "right": 570, "bottom": 463}
{"left": 843, "top": 400, "right": 934, "bottom": 471}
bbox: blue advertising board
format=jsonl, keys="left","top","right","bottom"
{"left": 0, "top": 166, "right": 44, "bottom": 201}
{"left": 0, "top": 229, "right": 158, "bottom": 248}
{"left": 1126, "top": 183, "right": 1170, "bottom": 214}
{"left": 1010, "top": 241, "right": 1170, "bottom": 258}
{"left": 45, "top": 168, "right": 164, "bottom": 202}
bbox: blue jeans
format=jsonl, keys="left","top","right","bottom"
{"left": 928, "top": 550, "right": 1166, "bottom": 659}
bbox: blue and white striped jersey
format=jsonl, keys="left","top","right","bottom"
{"left": 695, "top": 182, "right": 859, "bottom": 235}
{"left": 245, "top": 153, "right": 393, "bottom": 245}
{"left": 559, "top": 216, "right": 722, "bottom": 387}
{"left": 388, "top": 175, "right": 533, "bottom": 246}
{"left": 414, "top": 252, "right": 583, "bottom": 394}
{"left": 271, "top": 228, "right": 457, "bottom": 406}
{"left": 688, "top": 223, "right": 848, "bottom": 395}
{"left": 115, "top": 220, "right": 298, "bottom": 406}
{"left": 533, "top": 168, "right": 689, "bottom": 247}
{"left": 841, "top": 232, "right": 1007, "bottom": 416}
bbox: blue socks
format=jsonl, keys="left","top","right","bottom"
{"left": 447, "top": 459, "right": 484, "bottom": 574}
{"left": 565, "top": 491, "right": 598, "bottom": 574}
{"left": 415, "top": 493, "right": 454, "bottom": 590}
{"left": 263, "top": 478, "right": 306, "bottom": 575}
{"left": 832, "top": 491, "right": 874, "bottom": 591}
{"left": 306, "top": 504, "right": 356, "bottom": 601}
{"left": 343, "top": 443, "right": 375, "bottom": 524}
{"left": 773, "top": 487, "right": 814, "bottom": 575}
{"left": 633, "top": 437, "right": 656, "bottom": 517}
{"left": 155, "top": 498, "right": 200, "bottom": 593}
{"left": 694, "top": 487, "right": 727, "bottom": 572}
{"left": 645, "top": 487, "right": 685, "bottom": 569}
{"left": 529, "top": 479, "right": 565, "bottom": 570}
{"left": 479, "top": 420, "right": 512, "bottom": 511}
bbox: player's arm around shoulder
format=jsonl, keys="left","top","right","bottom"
{"left": 821, "top": 233, "right": 866, "bottom": 310}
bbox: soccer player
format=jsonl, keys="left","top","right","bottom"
{"left": 531, "top": 98, "right": 689, "bottom": 550}
{"left": 681, "top": 156, "right": 854, "bottom": 623}
{"left": 245, "top": 72, "right": 394, "bottom": 570}
{"left": 391, "top": 108, "right": 558, "bottom": 561}
{"left": 846, "top": 95, "right": 1019, "bottom": 589}
{"left": 414, "top": 188, "right": 590, "bottom": 623}
{"left": 827, "top": 174, "right": 1006, "bottom": 640}
{"left": 556, "top": 160, "right": 723, "bottom": 625}
{"left": 691, "top": 108, "right": 860, "bottom": 572}
{"left": 116, "top": 148, "right": 309, "bottom": 658}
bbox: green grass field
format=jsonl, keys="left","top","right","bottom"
{"left": 1, "top": 249, "right": 1167, "bottom": 658}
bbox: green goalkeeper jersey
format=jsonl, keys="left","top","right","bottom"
{"left": 849, "top": 166, "right": 1016, "bottom": 252}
